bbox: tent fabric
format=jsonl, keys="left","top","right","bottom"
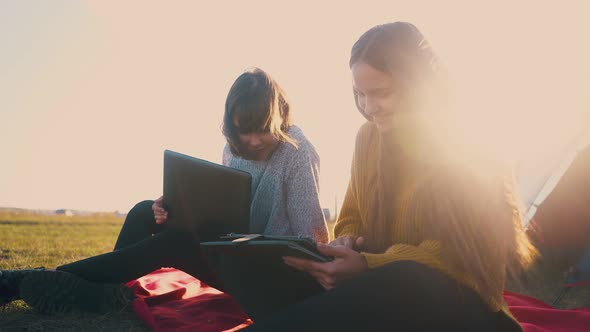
{"left": 518, "top": 141, "right": 582, "bottom": 226}
{"left": 520, "top": 137, "right": 590, "bottom": 286}
{"left": 526, "top": 145, "right": 590, "bottom": 247}
{"left": 128, "top": 268, "right": 590, "bottom": 332}
{"left": 518, "top": 132, "right": 589, "bottom": 228}
{"left": 518, "top": 130, "right": 589, "bottom": 225}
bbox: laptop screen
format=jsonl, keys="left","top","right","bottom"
{"left": 163, "top": 150, "right": 251, "bottom": 241}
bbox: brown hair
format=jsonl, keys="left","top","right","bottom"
{"left": 222, "top": 68, "right": 296, "bottom": 157}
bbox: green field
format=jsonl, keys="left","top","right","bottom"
{"left": 0, "top": 212, "right": 149, "bottom": 331}
{"left": 0, "top": 212, "right": 588, "bottom": 331}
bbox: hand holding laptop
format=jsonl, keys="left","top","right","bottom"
{"left": 152, "top": 196, "right": 168, "bottom": 225}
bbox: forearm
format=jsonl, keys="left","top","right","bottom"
{"left": 361, "top": 240, "right": 443, "bottom": 270}
{"left": 288, "top": 188, "right": 328, "bottom": 242}
{"left": 292, "top": 213, "right": 329, "bottom": 243}
{"left": 286, "top": 153, "right": 329, "bottom": 242}
{"left": 333, "top": 180, "right": 363, "bottom": 239}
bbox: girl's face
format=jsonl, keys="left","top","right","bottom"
{"left": 352, "top": 61, "right": 405, "bottom": 130}
{"left": 233, "top": 115, "right": 280, "bottom": 161}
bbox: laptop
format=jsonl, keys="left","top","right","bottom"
{"left": 162, "top": 149, "right": 251, "bottom": 241}
{"left": 162, "top": 150, "right": 324, "bottom": 319}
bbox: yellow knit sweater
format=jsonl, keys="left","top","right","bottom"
{"left": 334, "top": 121, "right": 513, "bottom": 316}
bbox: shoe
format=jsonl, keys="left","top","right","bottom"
{"left": 566, "top": 249, "right": 590, "bottom": 285}
{"left": 19, "top": 270, "right": 135, "bottom": 314}
{"left": 0, "top": 267, "right": 45, "bottom": 306}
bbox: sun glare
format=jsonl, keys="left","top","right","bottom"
{"left": 1, "top": 2, "right": 588, "bottom": 213}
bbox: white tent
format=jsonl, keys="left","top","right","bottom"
{"left": 517, "top": 127, "right": 590, "bottom": 229}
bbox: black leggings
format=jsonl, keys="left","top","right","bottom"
{"left": 56, "top": 200, "right": 219, "bottom": 287}
{"left": 56, "top": 201, "right": 520, "bottom": 331}
{"left": 244, "top": 261, "right": 521, "bottom": 332}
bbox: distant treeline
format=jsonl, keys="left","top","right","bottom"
{"left": 0, "top": 208, "right": 125, "bottom": 223}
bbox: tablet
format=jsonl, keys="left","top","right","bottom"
{"left": 201, "top": 236, "right": 333, "bottom": 263}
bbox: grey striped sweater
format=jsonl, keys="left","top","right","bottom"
{"left": 222, "top": 125, "right": 328, "bottom": 243}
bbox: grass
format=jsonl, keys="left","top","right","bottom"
{"left": 0, "top": 212, "right": 149, "bottom": 331}
{"left": 0, "top": 212, "right": 589, "bottom": 331}
{"left": 506, "top": 245, "right": 590, "bottom": 309}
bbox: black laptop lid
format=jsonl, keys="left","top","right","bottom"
{"left": 163, "top": 150, "right": 251, "bottom": 241}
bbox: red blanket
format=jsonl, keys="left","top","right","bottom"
{"left": 128, "top": 269, "right": 590, "bottom": 332}
{"left": 126, "top": 268, "right": 252, "bottom": 332}
{"left": 503, "top": 291, "right": 590, "bottom": 332}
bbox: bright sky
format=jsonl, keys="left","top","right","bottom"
{"left": 1, "top": 1, "right": 588, "bottom": 213}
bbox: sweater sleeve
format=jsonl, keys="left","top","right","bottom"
{"left": 285, "top": 148, "right": 329, "bottom": 243}
{"left": 333, "top": 125, "right": 367, "bottom": 239}
{"left": 222, "top": 144, "right": 231, "bottom": 166}
{"left": 333, "top": 176, "right": 363, "bottom": 238}
{"left": 361, "top": 240, "right": 444, "bottom": 270}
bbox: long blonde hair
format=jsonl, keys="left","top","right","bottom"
{"left": 413, "top": 164, "right": 538, "bottom": 305}
{"left": 350, "top": 22, "right": 447, "bottom": 252}
{"left": 350, "top": 22, "right": 537, "bottom": 302}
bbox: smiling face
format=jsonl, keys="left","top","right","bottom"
{"left": 352, "top": 61, "right": 407, "bottom": 131}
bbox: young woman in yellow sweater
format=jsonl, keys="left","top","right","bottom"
{"left": 245, "top": 22, "right": 537, "bottom": 331}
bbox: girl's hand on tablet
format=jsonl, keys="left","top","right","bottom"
{"left": 329, "top": 236, "right": 365, "bottom": 252}
{"left": 283, "top": 243, "right": 368, "bottom": 290}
